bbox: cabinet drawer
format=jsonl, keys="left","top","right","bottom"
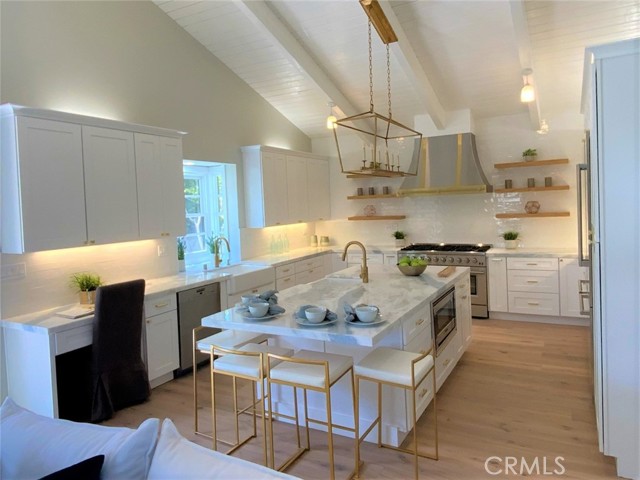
{"left": 227, "top": 281, "right": 276, "bottom": 307}
{"left": 295, "top": 267, "right": 324, "bottom": 285}
{"left": 507, "top": 269, "right": 558, "bottom": 293}
{"left": 435, "top": 332, "right": 461, "bottom": 390}
{"left": 275, "top": 263, "right": 296, "bottom": 279}
{"left": 508, "top": 292, "right": 559, "bottom": 316}
{"left": 144, "top": 293, "right": 177, "bottom": 317}
{"left": 404, "top": 327, "right": 432, "bottom": 355}
{"left": 402, "top": 306, "right": 431, "bottom": 346}
{"left": 276, "top": 273, "right": 296, "bottom": 291}
{"left": 294, "top": 256, "right": 324, "bottom": 274}
{"left": 507, "top": 257, "right": 558, "bottom": 271}
{"left": 55, "top": 324, "right": 93, "bottom": 355}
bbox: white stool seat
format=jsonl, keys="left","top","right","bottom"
{"left": 355, "top": 347, "right": 434, "bottom": 387}
{"left": 197, "top": 330, "right": 269, "bottom": 353}
{"left": 215, "top": 344, "right": 294, "bottom": 378}
{"left": 270, "top": 349, "right": 353, "bottom": 389}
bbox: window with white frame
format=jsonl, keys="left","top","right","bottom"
{"left": 182, "top": 164, "right": 230, "bottom": 267}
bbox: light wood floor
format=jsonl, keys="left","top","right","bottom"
{"left": 104, "top": 320, "right": 617, "bottom": 479}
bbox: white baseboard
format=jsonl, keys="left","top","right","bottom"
{"left": 488, "top": 311, "right": 590, "bottom": 326}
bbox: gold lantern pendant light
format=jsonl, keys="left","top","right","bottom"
{"left": 333, "top": 19, "right": 421, "bottom": 177}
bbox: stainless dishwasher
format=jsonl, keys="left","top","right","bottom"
{"left": 176, "top": 283, "right": 221, "bottom": 376}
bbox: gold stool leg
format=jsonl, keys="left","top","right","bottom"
{"left": 412, "top": 382, "right": 419, "bottom": 480}
{"left": 352, "top": 369, "right": 360, "bottom": 478}
{"left": 267, "top": 377, "right": 276, "bottom": 469}
{"left": 433, "top": 368, "right": 439, "bottom": 460}
{"left": 325, "top": 385, "right": 335, "bottom": 480}
{"left": 211, "top": 364, "right": 218, "bottom": 451}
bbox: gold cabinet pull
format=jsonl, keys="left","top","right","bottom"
{"left": 526, "top": 280, "right": 539, "bottom": 284}
{"left": 527, "top": 301, "right": 540, "bottom": 306}
{"left": 416, "top": 318, "right": 425, "bottom": 326}
{"left": 154, "top": 302, "right": 169, "bottom": 308}
{"left": 418, "top": 388, "right": 428, "bottom": 398}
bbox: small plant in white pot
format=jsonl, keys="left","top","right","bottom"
{"left": 70, "top": 272, "right": 103, "bottom": 305}
{"left": 522, "top": 148, "right": 537, "bottom": 162}
{"left": 392, "top": 230, "right": 407, "bottom": 247}
{"left": 501, "top": 231, "right": 520, "bottom": 249}
{"left": 177, "top": 237, "right": 186, "bottom": 272}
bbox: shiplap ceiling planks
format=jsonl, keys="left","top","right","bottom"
{"left": 154, "top": 0, "right": 640, "bottom": 138}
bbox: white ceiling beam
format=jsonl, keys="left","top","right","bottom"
{"left": 377, "top": 0, "right": 447, "bottom": 130}
{"left": 509, "top": 0, "right": 541, "bottom": 130}
{"left": 235, "top": 0, "right": 359, "bottom": 120}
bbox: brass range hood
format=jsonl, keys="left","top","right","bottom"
{"left": 399, "top": 133, "right": 493, "bottom": 195}
{"left": 332, "top": 0, "right": 421, "bottom": 178}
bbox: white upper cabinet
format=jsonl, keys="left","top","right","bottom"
{"left": 135, "top": 133, "right": 186, "bottom": 239}
{"left": 2, "top": 116, "right": 87, "bottom": 252}
{"left": 242, "top": 145, "right": 330, "bottom": 228}
{"left": 286, "top": 155, "right": 309, "bottom": 224}
{"left": 82, "top": 126, "right": 138, "bottom": 245}
{"left": 307, "top": 157, "right": 330, "bottom": 221}
{"left": 0, "top": 105, "right": 185, "bottom": 252}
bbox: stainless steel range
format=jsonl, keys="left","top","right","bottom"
{"left": 398, "top": 243, "right": 491, "bottom": 318}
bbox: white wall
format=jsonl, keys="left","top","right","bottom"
{"left": 313, "top": 112, "right": 585, "bottom": 250}
{"left": 0, "top": 0, "right": 311, "bottom": 319}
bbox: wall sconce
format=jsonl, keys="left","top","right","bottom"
{"left": 520, "top": 68, "right": 535, "bottom": 103}
{"left": 326, "top": 101, "right": 337, "bottom": 130}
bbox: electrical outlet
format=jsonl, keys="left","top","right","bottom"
{"left": 1, "top": 263, "right": 26, "bottom": 279}
{"left": 157, "top": 245, "right": 166, "bottom": 257}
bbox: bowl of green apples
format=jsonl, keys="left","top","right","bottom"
{"left": 397, "top": 256, "right": 428, "bottom": 276}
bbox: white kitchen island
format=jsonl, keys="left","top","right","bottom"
{"left": 202, "top": 264, "right": 472, "bottom": 446}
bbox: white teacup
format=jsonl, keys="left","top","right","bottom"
{"left": 241, "top": 294, "right": 259, "bottom": 306}
{"left": 248, "top": 302, "right": 270, "bottom": 318}
{"left": 355, "top": 305, "right": 379, "bottom": 323}
{"left": 305, "top": 306, "right": 327, "bottom": 324}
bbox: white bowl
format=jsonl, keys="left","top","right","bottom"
{"left": 241, "top": 294, "right": 259, "bottom": 306}
{"left": 305, "top": 306, "right": 327, "bottom": 324}
{"left": 248, "top": 302, "right": 270, "bottom": 317}
{"left": 355, "top": 305, "right": 379, "bottom": 323}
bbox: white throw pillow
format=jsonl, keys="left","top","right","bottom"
{"left": 0, "top": 398, "right": 159, "bottom": 480}
{"left": 147, "top": 419, "right": 297, "bottom": 479}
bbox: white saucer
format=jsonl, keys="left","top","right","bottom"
{"left": 345, "top": 314, "right": 385, "bottom": 327}
{"left": 240, "top": 310, "right": 281, "bottom": 321}
{"left": 294, "top": 315, "right": 338, "bottom": 327}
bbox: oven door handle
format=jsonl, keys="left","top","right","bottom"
{"left": 470, "top": 268, "right": 486, "bottom": 275}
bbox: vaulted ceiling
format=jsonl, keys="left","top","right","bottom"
{"left": 154, "top": 0, "right": 640, "bottom": 138}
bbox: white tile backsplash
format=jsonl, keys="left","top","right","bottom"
{"left": 311, "top": 112, "right": 584, "bottom": 252}
{"left": 1, "top": 238, "right": 177, "bottom": 318}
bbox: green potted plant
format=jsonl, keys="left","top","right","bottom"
{"left": 522, "top": 148, "right": 537, "bottom": 162}
{"left": 392, "top": 230, "right": 407, "bottom": 247}
{"left": 70, "top": 272, "right": 103, "bottom": 305}
{"left": 501, "top": 231, "right": 520, "bottom": 249}
{"left": 177, "top": 237, "right": 186, "bottom": 272}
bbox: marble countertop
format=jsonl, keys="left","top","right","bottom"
{"left": 201, "top": 264, "right": 468, "bottom": 347}
{"left": 243, "top": 244, "right": 404, "bottom": 267}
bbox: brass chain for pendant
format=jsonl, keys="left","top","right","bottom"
{"left": 387, "top": 43, "right": 392, "bottom": 119}
{"left": 368, "top": 20, "right": 374, "bottom": 112}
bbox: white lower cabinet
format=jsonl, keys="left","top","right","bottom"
{"left": 559, "top": 257, "right": 589, "bottom": 317}
{"left": 144, "top": 294, "right": 179, "bottom": 387}
{"left": 274, "top": 254, "right": 327, "bottom": 291}
{"left": 435, "top": 332, "right": 462, "bottom": 390}
{"left": 347, "top": 252, "right": 384, "bottom": 267}
{"left": 488, "top": 256, "right": 508, "bottom": 312}
{"left": 455, "top": 276, "right": 472, "bottom": 353}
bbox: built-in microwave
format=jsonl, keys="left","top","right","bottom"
{"left": 432, "top": 287, "right": 457, "bottom": 355}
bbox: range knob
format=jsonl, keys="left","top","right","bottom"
{"left": 464, "top": 258, "right": 470, "bottom": 264}
{"left": 448, "top": 257, "right": 454, "bottom": 263}
{"left": 439, "top": 257, "right": 446, "bottom": 263}
{"left": 471, "top": 258, "right": 478, "bottom": 264}
{"left": 456, "top": 258, "right": 462, "bottom": 264}
{"left": 426, "top": 256, "right": 432, "bottom": 262}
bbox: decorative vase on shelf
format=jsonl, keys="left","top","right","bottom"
{"left": 505, "top": 240, "right": 518, "bottom": 249}
{"left": 178, "top": 259, "right": 185, "bottom": 272}
{"left": 395, "top": 239, "right": 406, "bottom": 247}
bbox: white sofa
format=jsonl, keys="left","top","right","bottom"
{"left": 0, "top": 398, "right": 298, "bottom": 479}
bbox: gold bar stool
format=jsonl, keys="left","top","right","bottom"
{"left": 210, "top": 342, "right": 293, "bottom": 467}
{"left": 192, "top": 326, "right": 269, "bottom": 437}
{"left": 266, "top": 349, "right": 359, "bottom": 480}
{"left": 354, "top": 347, "right": 438, "bottom": 480}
